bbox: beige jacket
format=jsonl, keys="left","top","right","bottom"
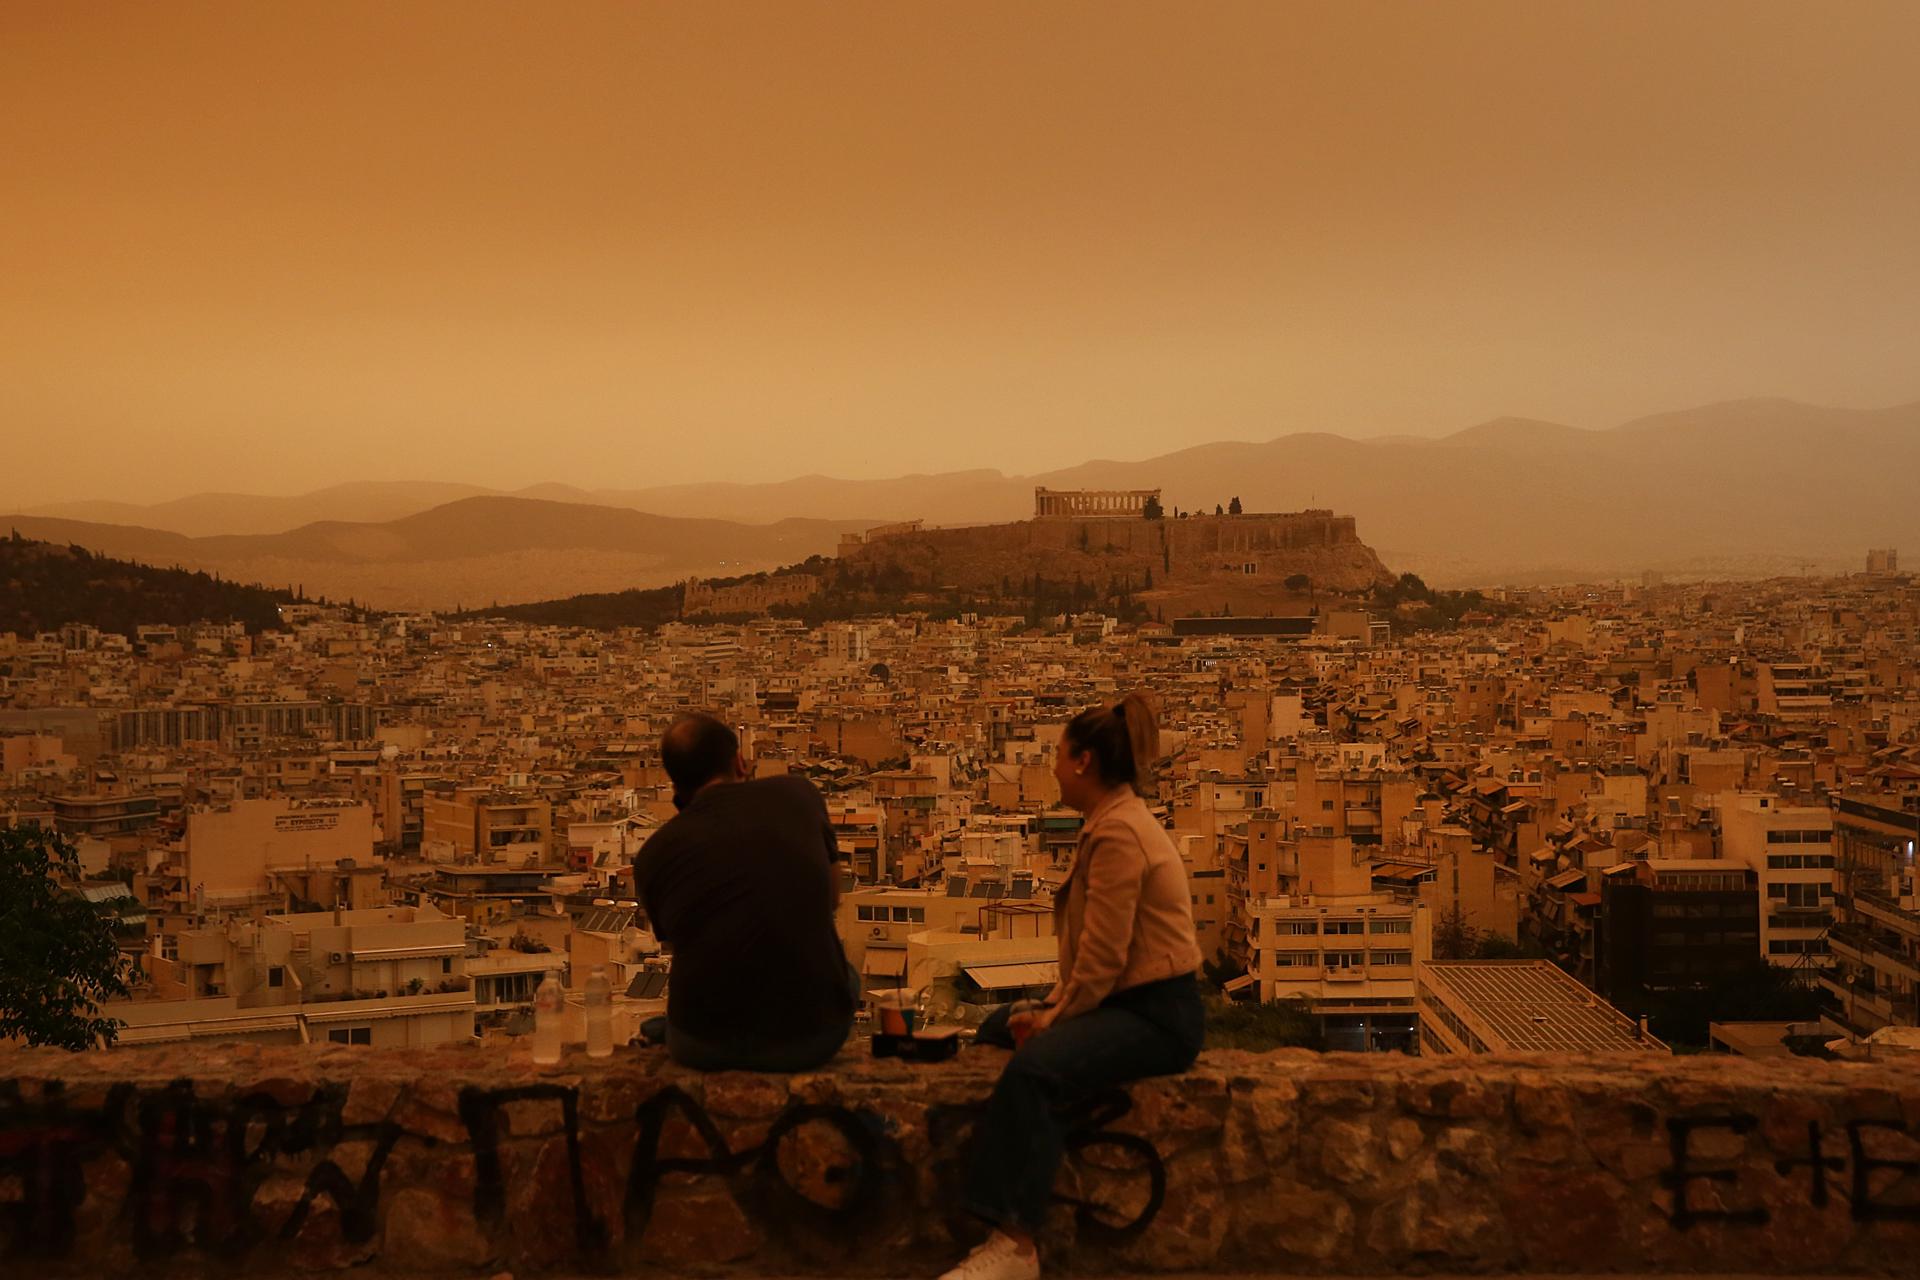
{"left": 1046, "top": 787, "right": 1205, "bottom": 1020}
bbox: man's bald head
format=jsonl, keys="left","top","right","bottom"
{"left": 662, "top": 713, "right": 745, "bottom": 809}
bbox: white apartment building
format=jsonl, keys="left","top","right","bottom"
{"left": 115, "top": 905, "right": 474, "bottom": 1048}
{"left": 1718, "top": 791, "right": 1835, "bottom": 969}
{"left": 1248, "top": 890, "right": 1432, "bottom": 1052}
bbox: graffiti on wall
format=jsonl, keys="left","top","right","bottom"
{"left": 1663, "top": 1114, "right": 1920, "bottom": 1228}
{"left": 0, "top": 1077, "right": 433, "bottom": 1259}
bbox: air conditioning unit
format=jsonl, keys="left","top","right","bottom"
{"left": 330, "top": 951, "right": 347, "bottom": 963}
{"left": 869, "top": 927, "right": 888, "bottom": 939}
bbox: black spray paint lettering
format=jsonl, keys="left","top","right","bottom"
{"left": 458, "top": 1083, "right": 608, "bottom": 1254}
{"left": 0, "top": 1078, "right": 431, "bottom": 1260}
{"left": 623, "top": 1084, "right": 896, "bottom": 1248}
{"left": 1667, "top": 1113, "right": 1920, "bottom": 1228}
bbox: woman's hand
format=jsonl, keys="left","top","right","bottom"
{"left": 1007, "top": 1003, "right": 1060, "bottom": 1049}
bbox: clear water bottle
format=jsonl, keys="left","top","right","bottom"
{"left": 585, "top": 966, "right": 613, "bottom": 1059}
{"left": 532, "top": 970, "right": 564, "bottom": 1066}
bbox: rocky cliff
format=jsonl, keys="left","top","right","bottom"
{"left": 836, "top": 510, "right": 1392, "bottom": 615}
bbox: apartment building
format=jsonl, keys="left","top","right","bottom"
{"left": 1597, "top": 858, "right": 1761, "bottom": 1011}
{"left": 1247, "top": 890, "right": 1432, "bottom": 1051}
{"left": 117, "top": 905, "right": 474, "bottom": 1047}
{"left": 1822, "top": 792, "right": 1920, "bottom": 1039}
{"left": 1718, "top": 791, "right": 1835, "bottom": 969}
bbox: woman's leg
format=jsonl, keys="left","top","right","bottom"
{"left": 962, "top": 1002, "right": 1191, "bottom": 1236}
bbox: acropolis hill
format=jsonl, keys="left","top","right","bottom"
{"left": 834, "top": 487, "right": 1393, "bottom": 616}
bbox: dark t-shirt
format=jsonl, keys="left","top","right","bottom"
{"left": 632, "top": 773, "right": 852, "bottom": 1045}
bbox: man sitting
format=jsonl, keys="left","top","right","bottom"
{"left": 632, "top": 713, "right": 856, "bottom": 1071}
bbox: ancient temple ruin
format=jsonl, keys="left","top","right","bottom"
{"left": 1033, "top": 486, "right": 1161, "bottom": 518}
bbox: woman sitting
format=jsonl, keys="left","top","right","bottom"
{"left": 941, "top": 692, "right": 1205, "bottom": 1280}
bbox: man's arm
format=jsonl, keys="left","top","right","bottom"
{"left": 632, "top": 832, "right": 677, "bottom": 945}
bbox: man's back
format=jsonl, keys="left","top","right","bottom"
{"left": 633, "top": 773, "right": 852, "bottom": 1045}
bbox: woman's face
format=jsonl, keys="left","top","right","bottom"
{"left": 1053, "top": 729, "right": 1096, "bottom": 811}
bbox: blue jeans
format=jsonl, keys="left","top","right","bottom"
{"left": 963, "top": 974, "right": 1204, "bottom": 1234}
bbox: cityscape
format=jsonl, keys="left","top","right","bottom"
{"left": 4, "top": 493, "right": 1916, "bottom": 1061}
{"left": 5, "top": 4, "right": 1919, "bottom": 1275}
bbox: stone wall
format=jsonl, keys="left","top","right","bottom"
{"left": 838, "top": 511, "right": 1393, "bottom": 602}
{"left": 2, "top": 1043, "right": 1917, "bottom": 1274}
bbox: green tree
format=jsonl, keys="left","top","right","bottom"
{"left": 0, "top": 824, "right": 130, "bottom": 1048}
{"left": 1142, "top": 494, "right": 1164, "bottom": 520}
{"left": 1284, "top": 573, "right": 1311, "bottom": 593}
{"left": 1228, "top": 496, "right": 1243, "bottom": 515}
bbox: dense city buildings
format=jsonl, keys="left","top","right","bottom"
{"left": 6, "top": 558, "right": 1919, "bottom": 1055}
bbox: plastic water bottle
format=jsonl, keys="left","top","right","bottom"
{"left": 585, "top": 966, "right": 613, "bottom": 1059}
{"left": 532, "top": 970, "right": 564, "bottom": 1066}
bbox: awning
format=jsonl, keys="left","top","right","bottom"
{"left": 1545, "top": 868, "right": 1586, "bottom": 890}
{"left": 961, "top": 961, "right": 1059, "bottom": 991}
{"left": 1221, "top": 974, "right": 1256, "bottom": 994}
{"left": 862, "top": 950, "right": 908, "bottom": 978}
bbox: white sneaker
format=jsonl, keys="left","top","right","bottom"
{"left": 937, "top": 1231, "right": 1041, "bottom": 1280}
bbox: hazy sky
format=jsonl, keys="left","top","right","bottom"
{"left": 5, "top": 1, "right": 1918, "bottom": 505}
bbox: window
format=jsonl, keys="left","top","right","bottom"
{"left": 1271, "top": 952, "right": 1319, "bottom": 968}
{"left": 1321, "top": 800, "right": 1335, "bottom": 811}
{"left": 1324, "top": 920, "right": 1365, "bottom": 935}
{"left": 1275, "top": 921, "right": 1318, "bottom": 935}
{"left": 1784, "top": 882, "right": 1822, "bottom": 908}
{"left": 328, "top": 1027, "right": 372, "bottom": 1046}
{"left": 268, "top": 966, "right": 284, "bottom": 988}
{"left": 442, "top": 957, "right": 452, "bottom": 974}
{"left": 1324, "top": 950, "right": 1365, "bottom": 969}
{"left": 1371, "top": 950, "right": 1413, "bottom": 967}
{"left": 892, "top": 907, "right": 914, "bottom": 922}
{"left": 1767, "top": 883, "right": 1787, "bottom": 899}
{"left": 1369, "top": 919, "right": 1412, "bottom": 934}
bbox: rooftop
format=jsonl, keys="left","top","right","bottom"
{"left": 1421, "top": 960, "right": 1666, "bottom": 1053}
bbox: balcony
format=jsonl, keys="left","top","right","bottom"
{"left": 1828, "top": 923, "right": 1920, "bottom": 983}
{"left": 1817, "top": 972, "right": 1898, "bottom": 1027}
{"left": 1845, "top": 888, "right": 1920, "bottom": 936}
{"left": 1767, "top": 910, "right": 1832, "bottom": 930}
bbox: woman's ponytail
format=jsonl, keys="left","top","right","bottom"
{"left": 1065, "top": 691, "right": 1161, "bottom": 794}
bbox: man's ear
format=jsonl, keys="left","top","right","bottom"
{"left": 734, "top": 751, "right": 752, "bottom": 780}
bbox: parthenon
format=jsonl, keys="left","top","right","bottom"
{"left": 1033, "top": 486, "right": 1162, "bottom": 518}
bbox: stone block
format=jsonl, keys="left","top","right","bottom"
{"left": 703, "top": 1072, "right": 790, "bottom": 1119}
{"left": 341, "top": 1075, "right": 403, "bottom": 1127}
{"left": 382, "top": 1186, "right": 496, "bottom": 1270}
{"left": 1224, "top": 1176, "right": 1356, "bottom": 1263}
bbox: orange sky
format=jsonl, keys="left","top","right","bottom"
{"left": 4, "top": 1, "right": 1918, "bottom": 505}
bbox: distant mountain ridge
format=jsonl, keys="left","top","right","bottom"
{"left": 0, "top": 498, "right": 869, "bottom": 613}
{"left": 17, "top": 396, "right": 1920, "bottom": 585}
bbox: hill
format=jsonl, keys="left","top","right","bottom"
{"left": 0, "top": 498, "right": 871, "bottom": 612}
{"left": 0, "top": 535, "right": 294, "bottom": 636}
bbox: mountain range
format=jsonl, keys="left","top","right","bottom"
{"left": 0, "top": 498, "right": 864, "bottom": 613}
{"left": 11, "top": 397, "right": 1917, "bottom": 603}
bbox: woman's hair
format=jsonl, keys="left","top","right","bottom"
{"left": 1064, "top": 691, "right": 1160, "bottom": 793}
